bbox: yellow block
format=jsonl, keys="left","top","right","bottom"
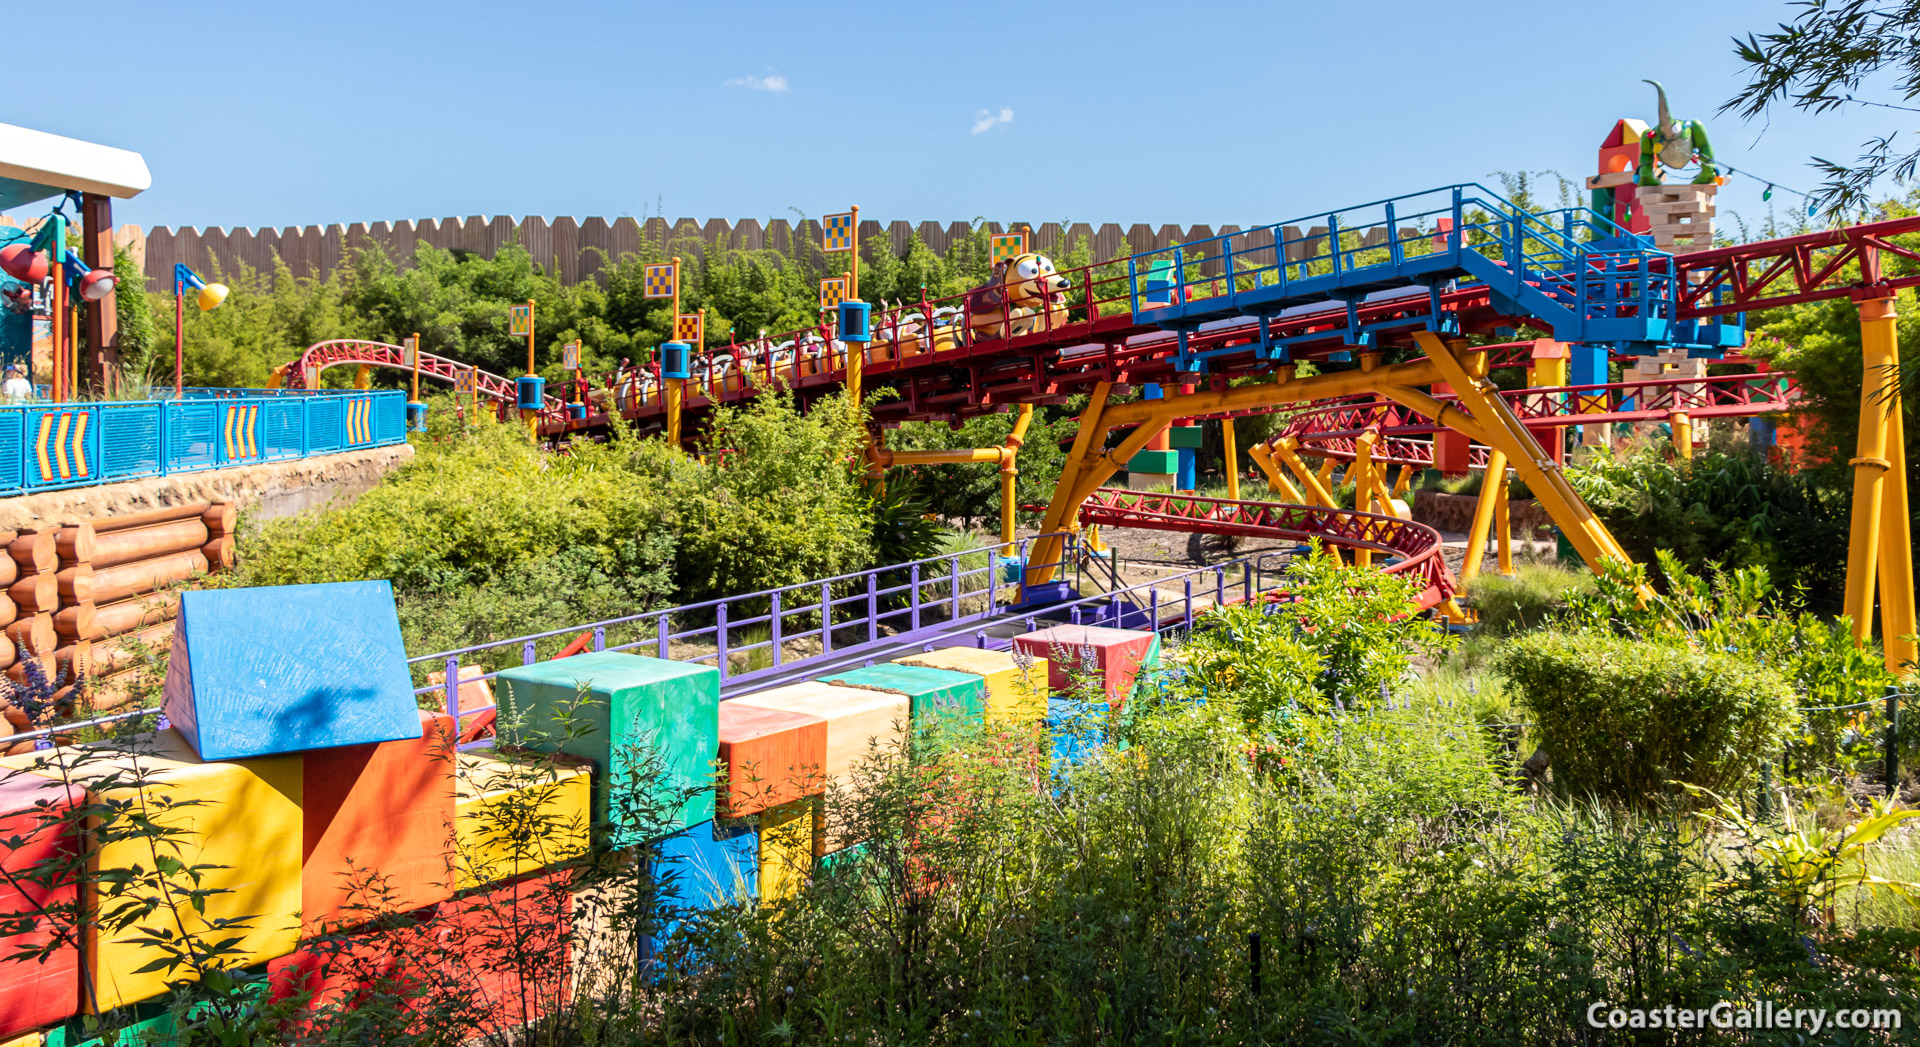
{"left": 454, "top": 751, "right": 590, "bottom": 889}
{"left": 728, "top": 682, "right": 908, "bottom": 854}
{"left": 2, "top": 730, "right": 302, "bottom": 1013}
{"left": 895, "top": 647, "right": 1048, "bottom": 724}
{"left": 2, "top": 1033, "right": 41, "bottom": 1047}
{"left": 758, "top": 798, "right": 814, "bottom": 903}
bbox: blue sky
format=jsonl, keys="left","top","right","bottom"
{"left": 7, "top": 0, "right": 1899, "bottom": 238}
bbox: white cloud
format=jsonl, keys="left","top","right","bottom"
{"left": 971, "top": 107, "right": 1014, "bottom": 134}
{"left": 725, "top": 71, "right": 788, "bottom": 93}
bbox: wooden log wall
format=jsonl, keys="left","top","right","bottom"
{"left": 0, "top": 502, "right": 234, "bottom": 754}
{"left": 141, "top": 215, "right": 1245, "bottom": 292}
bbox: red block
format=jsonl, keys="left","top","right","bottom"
{"left": 302, "top": 711, "right": 457, "bottom": 933}
{"left": 1013, "top": 624, "right": 1156, "bottom": 708}
{"left": 717, "top": 701, "right": 827, "bottom": 816}
{"left": 0, "top": 772, "right": 83, "bottom": 1038}
{"left": 271, "top": 870, "right": 571, "bottom": 1037}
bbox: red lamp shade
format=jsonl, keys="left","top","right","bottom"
{"left": 0, "top": 245, "right": 48, "bottom": 284}
{"left": 77, "top": 268, "right": 116, "bottom": 301}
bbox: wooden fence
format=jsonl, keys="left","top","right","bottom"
{"left": 139, "top": 215, "right": 1244, "bottom": 291}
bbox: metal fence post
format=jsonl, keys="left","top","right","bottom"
{"left": 657, "top": 614, "right": 670, "bottom": 658}
{"left": 950, "top": 556, "right": 961, "bottom": 621}
{"left": 522, "top": 640, "right": 537, "bottom": 665}
{"left": 443, "top": 656, "right": 461, "bottom": 723}
{"left": 716, "top": 603, "right": 729, "bottom": 682}
{"left": 1888, "top": 685, "right": 1903, "bottom": 792}
{"left": 866, "top": 575, "right": 877, "bottom": 645}
{"left": 822, "top": 582, "right": 835, "bottom": 654}
{"left": 592, "top": 626, "right": 605, "bottom": 652}
{"left": 771, "top": 591, "right": 783, "bottom": 668}
{"left": 910, "top": 564, "right": 921, "bottom": 632}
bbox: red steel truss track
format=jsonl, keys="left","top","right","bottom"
{"left": 1077, "top": 488, "right": 1456, "bottom": 610}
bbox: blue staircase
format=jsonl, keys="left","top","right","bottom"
{"left": 1127, "top": 184, "right": 1743, "bottom": 367}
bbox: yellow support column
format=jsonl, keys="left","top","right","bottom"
{"left": 1272, "top": 437, "right": 1336, "bottom": 507}
{"left": 1000, "top": 405, "right": 1034, "bottom": 548}
{"left": 1849, "top": 296, "right": 1916, "bottom": 670}
{"left": 1460, "top": 449, "right": 1508, "bottom": 584}
{"left": 354, "top": 364, "right": 372, "bottom": 390}
{"left": 1248, "top": 443, "right": 1305, "bottom": 503}
{"left": 1223, "top": 416, "right": 1241, "bottom": 501}
{"left": 666, "top": 378, "right": 684, "bottom": 447}
{"left": 1028, "top": 384, "right": 1113, "bottom": 586}
{"left": 1392, "top": 465, "right": 1414, "bottom": 499}
{"left": 1669, "top": 411, "right": 1693, "bottom": 460}
{"left": 1495, "top": 466, "right": 1513, "bottom": 576}
{"left": 1351, "top": 431, "right": 1377, "bottom": 567}
{"left": 1412, "top": 332, "right": 1635, "bottom": 575}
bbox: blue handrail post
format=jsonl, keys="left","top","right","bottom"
{"left": 1127, "top": 257, "right": 1140, "bottom": 316}
{"left": 522, "top": 640, "right": 536, "bottom": 665}
{"left": 1385, "top": 201, "right": 1401, "bottom": 267}
{"left": 822, "top": 582, "right": 835, "bottom": 654}
{"left": 950, "top": 556, "right": 961, "bottom": 621}
{"left": 716, "top": 603, "right": 729, "bottom": 682}
{"left": 1184, "top": 577, "right": 1194, "bottom": 628}
{"left": 770, "top": 591, "right": 783, "bottom": 668}
{"left": 593, "top": 626, "right": 605, "bottom": 652}
{"left": 1327, "top": 215, "right": 1342, "bottom": 278}
{"left": 657, "top": 614, "right": 670, "bottom": 658}
{"left": 866, "top": 575, "right": 878, "bottom": 644}
{"left": 443, "top": 656, "right": 461, "bottom": 723}
{"left": 910, "top": 563, "right": 921, "bottom": 632}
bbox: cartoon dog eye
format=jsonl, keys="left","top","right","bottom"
{"left": 1016, "top": 258, "right": 1040, "bottom": 279}
{"left": 1037, "top": 256, "right": 1056, "bottom": 274}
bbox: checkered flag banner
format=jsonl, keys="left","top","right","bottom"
{"left": 991, "top": 232, "right": 1027, "bottom": 264}
{"left": 822, "top": 212, "right": 855, "bottom": 253}
{"left": 675, "top": 313, "right": 704, "bottom": 344}
{"left": 819, "top": 277, "right": 848, "bottom": 310}
{"left": 643, "top": 263, "right": 677, "bottom": 299}
{"left": 509, "top": 304, "right": 532, "bottom": 337}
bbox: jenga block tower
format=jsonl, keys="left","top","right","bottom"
{"left": 1636, "top": 183, "right": 1716, "bottom": 254}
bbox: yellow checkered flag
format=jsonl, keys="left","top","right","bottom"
{"left": 822, "top": 212, "right": 855, "bottom": 253}
{"left": 819, "top": 277, "right": 848, "bottom": 311}
{"left": 991, "top": 232, "right": 1027, "bottom": 264}
{"left": 675, "top": 313, "right": 703, "bottom": 344}
{"left": 509, "top": 304, "right": 532, "bottom": 337}
{"left": 643, "top": 263, "right": 677, "bottom": 299}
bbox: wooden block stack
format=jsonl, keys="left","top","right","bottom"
{"left": 56, "top": 502, "right": 236, "bottom": 712}
{"left": 1636, "top": 183, "right": 1716, "bottom": 254}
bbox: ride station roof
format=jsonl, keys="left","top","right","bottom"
{"left": 0, "top": 122, "right": 151, "bottom": 210}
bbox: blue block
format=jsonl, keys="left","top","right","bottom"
{"left": 1176, "top": 446, "right": 1197, "bottom": 490}
{"left": 162, "top": 582, "right": 421, "bottom": 760}
{"left": 643, "top": 818, "right": 757, "bottom": 959}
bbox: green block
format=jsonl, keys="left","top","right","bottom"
{"left": 48, "top": 1013, "right": 176, "bottom": 1047}
{"left": 1168, "top": 425, "right": 1205, "bottom": 449}
{"left": 820, "top": 840, "right": 869, "bottom": 871}
{"left": 497, "top": 651, "right": 719, "bottom": 839}
{"left": 822, "top": 663, "right": 985, "bottom": 721}
{"left": 1127, "top": 449, "right": 1180, "bottom": 474}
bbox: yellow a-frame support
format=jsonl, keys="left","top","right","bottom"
{"left": 1024, "top": 334, "right": 1640, "bottom": 603}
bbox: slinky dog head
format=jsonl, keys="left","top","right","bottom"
{"left": 1004, "top": 253, "right": 1071, "bottom": 306}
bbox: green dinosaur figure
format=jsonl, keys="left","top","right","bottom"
{"left": 1637, "top": 79, "right": 1719, "bottom": 186}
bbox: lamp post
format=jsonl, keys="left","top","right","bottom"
{"left": 172, "top": 264, "right": 228, "bottom": 397}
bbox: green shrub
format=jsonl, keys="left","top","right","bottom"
{"left": 1497, "top": 630, "right": 1798, "bottom": 804}
{"left": 1463, "top": 559, "right": 1593, "bottom": 635}
{"left": 1279, "top": 541, "right": 1452, "bottom": 708}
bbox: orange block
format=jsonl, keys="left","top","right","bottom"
{"left": 717, "top": 701, "right": 827, "bottom": 817}
{"left": 301, "top": 711, "right": 457, "bottom": 932}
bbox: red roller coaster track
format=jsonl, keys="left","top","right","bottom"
{"left": 1076, "top": 488, "right": 1457, "bottom": 611}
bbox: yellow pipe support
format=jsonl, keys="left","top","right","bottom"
{"left": 1000, "top": 405, "right": 1034, "bottom": 548}
{"left": 874, "top": 447, "right": 1008, "bottom": 466}
{"left": 353, "top": 364, "right": 372, "bottom": 390}
{"left": 1094, "top": 358, "right": 1441, "bottom": 427}
{"left": 1669, "top": 411, "right": 1693, "bottom": 460}
{"left": 1028, "top": 383, "right": 1113, "bottom": 586}
{"left": 1247, "top": 443, "right": 1305, "bottom": 503}
{"left": 1460, "top": 448, "right": 1508, "bottom": 584}
{"left": 1223, "top": 416, "right": 1241, "bottom": 501}
{"left": 1495, "top": 467, "right": 1513, "bottom": 577}
{"left": 1351, "top": 432, "right": 1377, "bottom": 567}
{"left": 1315, "top": 456, "right": 1338, "bottom": 494}
{"left": 1392, "top": 465, "right": 1414, "bottom": 500}
{"left": 1273, "top": 437, "right": 1337, "bottom": 507}
{"left": 267, "top": 365, "right": 286, "bottom": 390}
{"left": 666, "top": 377, "right": 685, "bottom": 448}
{"left": 1848, "top": 296, "right": 1914, "bottom": 667}
{"left": 1413, "top": 331, "right": 1636, "bottom": 577}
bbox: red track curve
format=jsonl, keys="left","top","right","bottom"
{"left": 284, "top": 340, "right": 570, "bottom": 416}
{"left": 1077, "top": 488, "right": 1457, "bottom": 611}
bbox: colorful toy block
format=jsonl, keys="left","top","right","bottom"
{"left": 820, "top": 663, "right": 985, "bottom": 722}
{"left": 270, "top": 869, "right": 572, "bottom": 1037}
{"left": 895, "top": 646, "right": 1048, "bottom": 724}
{"left": 1045, "top": 697, "right": 1128, "bottom": 767}
{"left": 495, "top": 651, "right": 718, "bottom": 837}
{"left": 453, "top": 751, "right": 590, "bottom": 889}
{"left": 162, "top": 582, "right": 421, "bottom": 761}
{"left": 1168, "top": 425, "right": 1204, "bottom": 449}
{"left": 643, "top": 818, "right": 758, "bottom": 958}
{"left": 716, "top": 701, "right": 826, "bottom": 817}
{"left": 1127, "top": 449, "right": 1180, "bottom": 474}
{"left": 1, "top": 729, "right": 302, "bottom": 1013}
{"left": 756, "top": 799, "right": 814, "bottom": 903}
{"left": 727, "top": 682, "right": 908, "bottom": 852}
{"left": 301, "top": 710, "right": 457, "bottom": 932}
{"left": 726, "top": 682, "right": 907, "bottom": 793}
{"left": 0, "top": 774, "right": 82, "bottom": 1039}
{"left": 1012, "top": 624, "right": 1159, "bottom": 708}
